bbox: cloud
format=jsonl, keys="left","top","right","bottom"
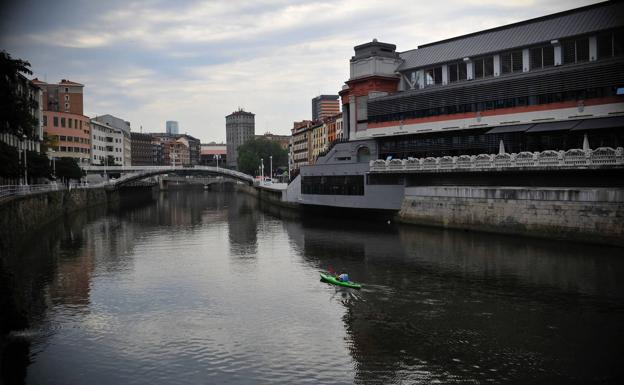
{"left": 0, "top": 0, "right": 600, "bottom": 142}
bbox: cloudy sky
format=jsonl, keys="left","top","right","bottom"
{"left": 0, "top": 0, "right": 598, "bottom": 143}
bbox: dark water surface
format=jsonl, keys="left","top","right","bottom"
{"left": 2, "top": 190, "right": 624, "bottom": 384}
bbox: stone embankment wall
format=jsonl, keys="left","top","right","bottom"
{"left": 399, "top": 186, "right": 624, "bottom": 246}
{"left": 0, "top": 188, "right": 118, "bottom": 253}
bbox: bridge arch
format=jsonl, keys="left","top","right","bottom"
{"left": 83, "top": 166, "right": 255, "bottom": 187}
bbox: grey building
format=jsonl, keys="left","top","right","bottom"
{"left": 166, "top": 121, "right": 179, "bottom": 135}
{"left": 226, "top": 109, "right": 255, "bottom": 169}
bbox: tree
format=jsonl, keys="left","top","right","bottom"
{"left": 0, "top": 51, "right": 39, "bottom": 139}
{"left": 237, "top": 138, "right": 288, "bottom": 176}
{"left": 0, "top": 141, "right": 20, "bottom": 180}
{"left": 26, "top": 150, "right": 53, "bottom": 180}
{"left": 55, "top": 157, "right": 83, "bottom": 181}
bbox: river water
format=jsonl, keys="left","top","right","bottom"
{"left": 2, "top": 190, "right": 623, "bottom": 384}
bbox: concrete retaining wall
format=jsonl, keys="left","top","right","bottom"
{"left": 399, "top": 186, "right": 624, "bottom": 246}
{"left": 0, "top": 188, "right": 118, "bottom": 253}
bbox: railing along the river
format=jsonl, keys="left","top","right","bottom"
{"left": 370, "top": 147, "right": 624, "bottom": 172}
{"left": 0, "top": 182, "right": 102, "bottom": 202}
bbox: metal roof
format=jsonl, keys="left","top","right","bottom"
{"left": 398, "top": 1, "right": 624, "bottom": 71}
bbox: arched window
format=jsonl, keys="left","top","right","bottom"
{"left": 357, "top": 146, "right": 370, "bottom": 163}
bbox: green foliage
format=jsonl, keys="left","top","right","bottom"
{"left": 0, "top": 141, "right": 20, "bottom": 179}
{"left": 26, "top": 150, "right": 53, "bottom": 180}
{"left": 55, "top": 157, "right": 83, "bottom": 180}
{"left": 41, "top": 132, "right": 58, "bottom": 154}
{"left": 0, "top": 51, "right": 39, "bottom": 138}
{"left": 237, "top": 138, "right": 288, "bottom": 176}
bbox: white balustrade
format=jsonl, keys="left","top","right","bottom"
{"left": 370, "top": 147, "right": 624, "bottom": 173}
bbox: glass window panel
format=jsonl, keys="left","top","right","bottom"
{"left": 474, "top": 59, "right": 483, "bottom": 78}
{"left": 458, "top": 62, "right": 467, "bottom": 80}
{"left": 61, "top": 118, "right": 65, "bottom": 127}
{"left": 424, "top": 68, "right": 434, "bottom": 86}
{"left": 543, "top": 45, "right": 554, "bottom": 67}
{"left": 597, "top": 33, "right": 613, "bottom": 59}
{"left": 433, "top": 66, "right": 442, "bottom": 84}
{"left": 576, "top": 37, "right": 589, "bottom": 62}
{"left": 511, "top": 51, "right": 523, "bottom": 72}
{"left": 613, "top": 29, "right": 624, "bottom": 56}
{"left": 484, "top": 57, "right": 494, "bottom": 77}
{"left": 448, "top": 64, "right": 458, "bottom": 82}
{"left": 562, "top": 40, "right": 576, "bottom": 64}
{"left": 68, "top": 119, "right": 72, "bottom": 128}
{"left": 530, "top": 47, "right": 542, "bottom": 69}
{"left": 53, "top": 117, "right": 58, "bottom": 127}
{"left": 501, "top": 53, "right": 511, "bottom": 74}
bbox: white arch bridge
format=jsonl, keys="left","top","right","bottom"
{"left": 83, "top": 165, "right": 255, "bottom": 187}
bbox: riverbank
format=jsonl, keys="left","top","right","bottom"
{"left": 0, "top": 187, "right": 119, "bottom": 254}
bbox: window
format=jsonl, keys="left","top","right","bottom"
{"left": 64, "top": 103, "right": 69, "bottom": 110}
{"left": 597, "top": 32, "right": 613, "bottom": 59}
{"left": 473, "top": 56, "right": 494, "bottom": 79}
{"left": 424, "top": 66, "right": 442, "bottom": 86}
{"left": 501, "top": 51, "right": 522, "bottom": 74}
{"left": 448, "top": 62, "right": 467, "bottom": 82}
{"left": 562, "top": 37, "right": 589, "bottom": 64}
{"left": 64, "top": 95, "right": 69, "bottom": 101}
{"left": 53, "top": 117, "right": 58, "bottom": 127}
{"left": 615, "top": 29, "right": 624, "bottom": 56}
{"left": 68, "top": 119, "right": 72, "bottom": 128}
{"left": 43, "top": 115, "right": 47, "bottom": 127}
{"left": 530, "top": 45, "right": 554, "bottom": 70}
{"left": 356, "top": 96, "right": 368, "bottom": 121}
{"left": 59, "top": 135, "right": 66, "bottom": 141}
{"left": 61, "top": 118, "right": 66, "bottom": 127}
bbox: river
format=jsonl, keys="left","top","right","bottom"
{"left": 1, "top": 189, "right": 623, "bottom": 384}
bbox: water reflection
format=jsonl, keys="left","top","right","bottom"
{"left": 283, "top": 218, "right": 624, "bottom": 384}
{"left": 0, "top": 190, "right": 622, "bottom": 385}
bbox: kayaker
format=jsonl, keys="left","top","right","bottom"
{"left": 337, "top": 272, "right": 349, "bottom": 282}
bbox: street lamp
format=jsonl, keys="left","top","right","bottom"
{"left": 22, "top": 134, "right": 28, "bottom": 185}
{"left": 260, "top": 158, "right": 264, "bottom": 183}
{"left": 269, "top": 155, "right": 272, "bottom": 183}
{"left": 49, "top": 149, "right": 56, "bottom": 180}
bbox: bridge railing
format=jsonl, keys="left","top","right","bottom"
{"left": 370, "top": 147, "right": 624, "bottom": 173}
{"left": 83, "top": 165, "right": 255, "bottom": 185}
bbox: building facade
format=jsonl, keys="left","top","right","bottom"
{"left": 92, "top": 114, "right": 131, "bottom": 166}
{"left": 226, "top": 109, "right": 255, "bottom": 169}
{"left": 34, "top": 79, "right": 91, "bottom": 165}
{"left": 90, "top": 119, "right": 126, "bottom": 166}
{"left": 150, "top": 133, "right": 201, "bottom": 166}
{"left": 339, "top": 3, "right": 624, "bottom": 159}
{"left": 130, "top": 132, "right": 157, "bottom": 166}
{"left": 312, "top": 95, "right": 340, "bottom": 122}
{"left": 166, "top": 121, "right": 179, "bottom": 135}
{"left": 291, "top": 120, "right": 314, "bottom": 171}
{"left": 200, "top": 143, "right": 227, "bottom": 166}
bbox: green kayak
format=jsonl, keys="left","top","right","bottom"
{"left": 320, "top": 273, "right": 362, "bottom": 289}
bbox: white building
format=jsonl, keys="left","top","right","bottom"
{"left": 92, "top": 114, "right": 132, "bottom": 166}
{"left": 90, "top": 119, "right": 127, "bottom": 166}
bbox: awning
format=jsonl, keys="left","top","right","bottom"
{"left": 485, "top": 124, "right": 534, "bottom": 134}
{"left": 570, "top": 116, "right": 624, "bottom": 131}
{"left": 525, "top": 120, "right": 582, "bottom": 133}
